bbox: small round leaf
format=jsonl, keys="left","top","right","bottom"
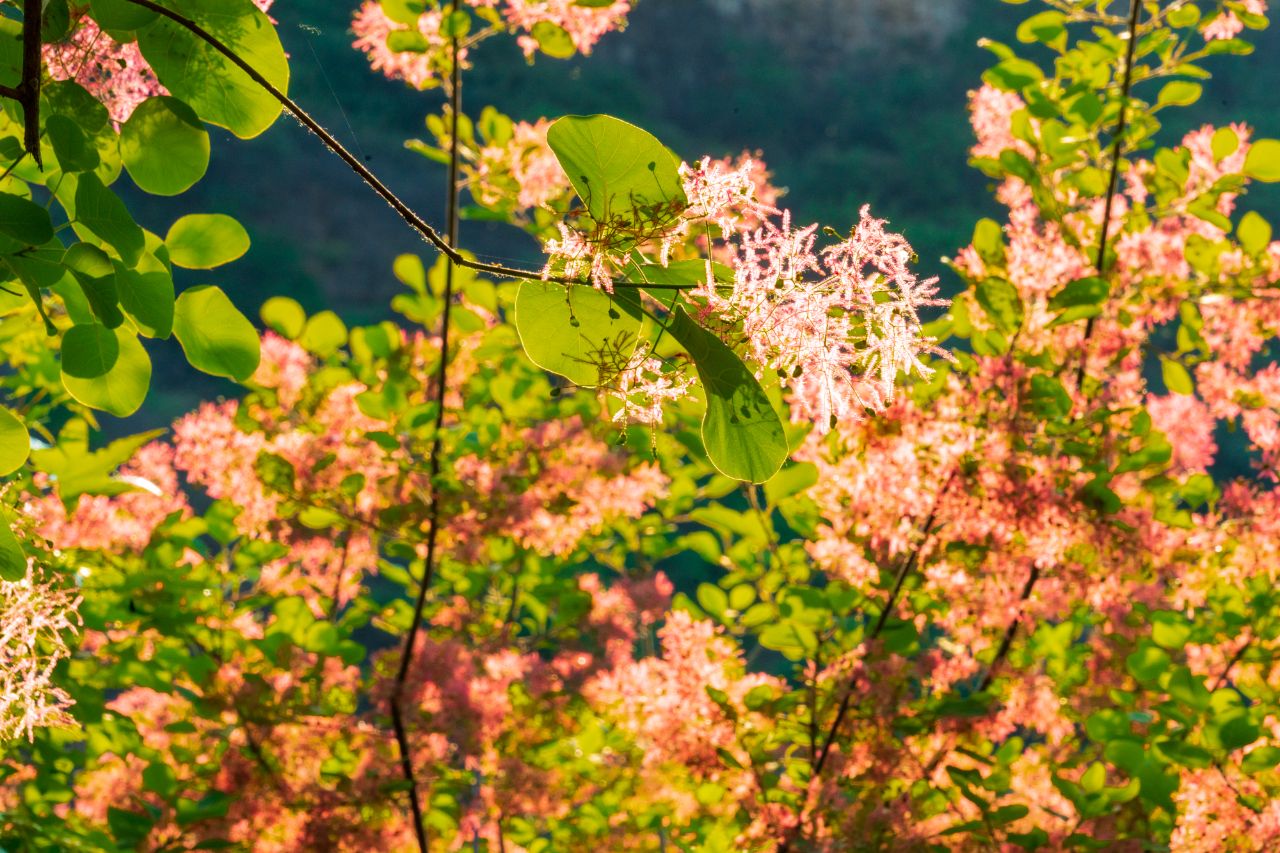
{"left": 166, "top": 214, "right": 250, "bottom": 269}
{"left": 260, "top": 296, "right": 306, "bottom": 339}
{"left": 173, "top": 286, "right": 260, "bottom": 381}
{"left": 61, "top": 322, "right": 120, "bottom": 379}
{"left": 61, "top": 326, "right": 152, "bottom": 417}
{"left": 121, "top": 97, "right": 211, "bottom": 196}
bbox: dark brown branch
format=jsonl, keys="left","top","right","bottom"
{"left": 0, "top": 0, "right": 44, "bottom": 168}
{"left": 1073, "top": 0, "right": 1143, "bottom": 390}
{"left": 977, "top": 564, "right": 1041, "bottom": 693}
{"left": 1213, "top": 639, "right": 1251, "bottom": 691}
{"left": 386, "top": 12, "right": 464, "bottom": 853}
{"left": 914, "top": 563, "right": 1047, "bottom": 782}
{"left": 121, "top": 0, "right": 688, "bottom": 292}
{"left": 777, "top": 473, "right": 955, "bottom": 852}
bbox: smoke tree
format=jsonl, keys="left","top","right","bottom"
{"left": 1, "top": 0, "right": 1280, "bottom": 850}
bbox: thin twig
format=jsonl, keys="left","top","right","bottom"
{"left": 1213, "top": 639, "right": 1251, "bottom": 691}
{"left": 387, "top": 10, "right": 464, "bottom": 850}
{"left": 1073, "top": 0, "right": 1143, "bottom": 391}
{"left": 0, "top": 150, "right": 27, "bottom": 183}
{"left": 976, "top": 565, "right": 1042, "bottom": 693}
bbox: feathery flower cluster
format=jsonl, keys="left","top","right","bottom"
{"left": 1203, "top": 0, "right": 1268, "bottom": 40}
{"left": 171, "top": 371, "right": 401, "bottom": 609}
{"left": 451, "top": 415, "right": 668, "bottom": 556}
{"left": 588, "top": 610, "right": 783, "bottom": 772}
{"left": 353, "top": 0, "right": 629, "bottom": 88}
{"left": 351, "top": 1, "right": 463, "bottom": 89}
{"left": 471, "top": 118, "right": 570, "bottom": 211}
{"left": 608, "top": 354, "right": 695, "bottom": 425}
{"left": 478, "top": 0, "right": 632, "bottom": 58}
{"left": 693, "top": 199, "right": 947, "bottom": 431}
{"left": 678, "top": 154, "right": 778, "bottom": 237}
{"left": 43, "top": 18, "right": 165, "bottom": 125}
{"left": 0, "top": 566, "right": 80, "bottom": 741}
{"left": 544, "top": 150, "right": 945, "bottom": 431}
{"left": 542, "top": 221, "right": 615, "bottom": 290}
{"left": 967, "top": 83, "right": 1034, "bottom": 160}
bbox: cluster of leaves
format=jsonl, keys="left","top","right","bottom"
{"left": 0, "top": 0, "right": 282, "bottom": 473}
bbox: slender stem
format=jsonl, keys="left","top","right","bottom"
{"left": 777, "top": 473, "right": 955, "bottom": 853}
{"left": 119, "top": 0, "right": 687, "bottom": 292}
{"left": 387, "top": 12, "right": 464, "bottom": 851}
{"left": 0, "top": 150, "right": 26, "bottom": 183}
{"left": 976, "top": 565, "right": 1042, "bottom": 693}
{"left": 1214, "top": 639, "right": 1251, "bottom": 691}
{"left": 1073, "top": 0, "right": 1143, "bottom": 391}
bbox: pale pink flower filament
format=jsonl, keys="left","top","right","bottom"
{"left": 0, "top": 566, "right": 81, "bottom": 742}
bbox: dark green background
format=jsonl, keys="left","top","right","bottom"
{"left": 121, "top": 0, "right": 1280, "bottom": 427}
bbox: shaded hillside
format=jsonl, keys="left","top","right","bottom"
{"left": 120, "top": 0, "right": 1280, "bottom": 428}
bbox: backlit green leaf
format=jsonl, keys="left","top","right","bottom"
{"left": 667, "top": 306, "right": 787, "bottom": 484}
{"left": 260, "top": 296, "right": 306, "bottom": 339}
{"left": 1244, "top": 139, "right": 1280, "bottom": 182}
{"left": 0, "top": 192, "right": 54, "bottom": 246}
{"left": 0, "top": 406, "right": 29, "bottom": 476}
{"left": 1239, "top": 211, "right": 1272, "bottom": 256}
{"left": 74, "top": 173, "right": 145, "bottom": 267}
{"left": 516, "top": 281, "right": 641, "bottom": 387}
{"left": 0, "top": 513, "right": 24, "bottom": 581}
{"left": 173, "top": 286, "right": 260, "bottom": 381}
{"left": 299, "top": 310, "right": 348, "bottom": 358}
{"left": 61, "top": 325, "right": 152, "bottom": 417}
{"left": 547, "top": 114, "right": 686, "bottom": 233}
{"left": 121, "top": 96, "right": 211, "bottom": 195}
{"left": 165, "top": 214, "right": 250, "bottom": 269}
{"left": 137, "top": 0, "right": 288, "bottom": 140}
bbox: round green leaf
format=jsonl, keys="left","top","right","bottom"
{"left": 532, "top": 21, "right": 575, "bottom": 58}
{"left": 299, "top": 310, "right": 348, "bottom": 357}
{"left": 1239, "top": 211, "right": 1273, "bottom": 256}
{"left": 61, "top": 326, "right": 152, "bottom": 417}
{"left": 165, "top": 214, "right": 250, "bottom": 269}
{"left": 45, "top": 81, "right": 124, "bottom": 185}
{"left": 1156, "top": 81, "right": 1203, "bottom": 109}
{"left": 1126, "top": 644, "right": 1170, "bottom": 683}
{"left": 121, "top": 97, "right": 211, "bottom": 196}
{"left": 1244, "top": 139, "right": 1280, "bottom": 183}
{"left": 173, "top": 286, "right": 260, "bottom": 381}
{"left": 61, "top": 322, "right": 121, "bottom": 379}
{"left": 115, "top": 264, "right": 175, "bottom": 339}
{"left": 137, "top": 0, "right": 288, "bottom": 140}
{"left": 0, "top": 192, "right": 54, "bottom": 245}
{"left": 0, "top": 406, "right": 30, "bottom": 476}
{"left": 1161, "top": 357, "right": 1194, "bottom": 395}
{"left": 546, "top": 115, "right": 686, "bottom": 229}
{"left": 260, "top": 296, "right": 306, "bottom": 339}
{"left": 516, "top": 281, "right": 641, "bottom": 387}
{"left": 45, "top": 114, "right": 101, "bottom": 173}
{"left": 90, "top": 0, "right": 159, "bottom": 30}
{"left": 666, "top": 306, "right": 787, "bottom": 484}
{"left": 975, "top": 277, "right": 1024, "bottom": 336}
